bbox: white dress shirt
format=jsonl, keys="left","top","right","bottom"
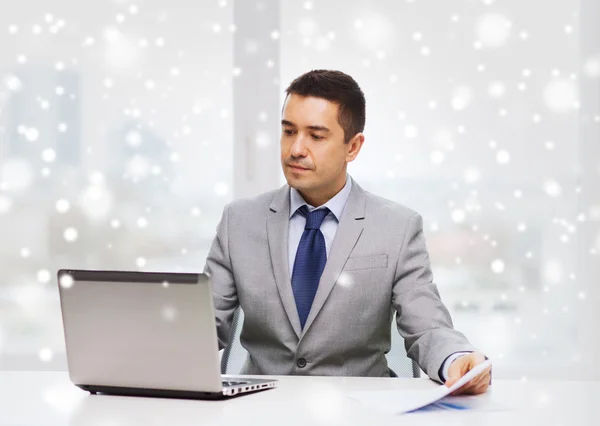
{"left": 288, "top": 174, "right": 352, "bottom": 275}
{"left": 287, "top": 174, "right": 467, "bottom": 381}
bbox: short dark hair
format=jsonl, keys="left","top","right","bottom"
{"left": 284, "top": 70, "right": 366, "bottom": 143}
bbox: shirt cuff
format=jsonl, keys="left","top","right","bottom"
{"left": 440, "top": 351, "right": 473, "bottom": 382}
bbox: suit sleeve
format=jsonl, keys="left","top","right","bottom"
{"left": 203, "top": 203, "right": 239, "bottom": 350}
{"left": 392, "top": 213, "right": 478, "bottom": 383}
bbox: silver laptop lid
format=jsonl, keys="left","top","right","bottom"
{"left": 57, "top": 270, "right": 223, "bottom": 393}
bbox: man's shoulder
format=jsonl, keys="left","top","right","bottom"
{"left": 363, "top": 190, "right": 420, "bottom": 222}
{"left": 224, "top": 186, "right": 284, "bottom": 216}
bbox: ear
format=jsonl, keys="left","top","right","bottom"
{"left": 346, "top": 133, "right": 365, "bottom": 163}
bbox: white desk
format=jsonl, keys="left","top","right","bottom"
{"left": 0, "top": 371, "right": 597, "bottom": 425}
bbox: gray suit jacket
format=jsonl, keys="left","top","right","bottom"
{"left": 204, "top": 178, "right": 477, "bottom": 382}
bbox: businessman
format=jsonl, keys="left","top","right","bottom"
{"left": 205, "top": 70, "right": 491, "bottom": 395}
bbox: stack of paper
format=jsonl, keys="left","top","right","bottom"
{"left": 347, "top": 359, "right": 493, "bottom": 415}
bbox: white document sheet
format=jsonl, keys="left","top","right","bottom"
{"left": 347, "top": 359, "right": 493, "bottom": 415}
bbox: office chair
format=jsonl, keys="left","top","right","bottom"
{"left": 388, "top": 312, "right": 421, "bottom": 378}
{"left": 221, "top": 307, "right": 420, "bottom": 378}
{"left": 220, "top": 307, "right": 248, "bottom": 375}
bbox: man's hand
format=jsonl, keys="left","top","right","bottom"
{"left": 444, "top": 352, "right": 491, "bottom": 396}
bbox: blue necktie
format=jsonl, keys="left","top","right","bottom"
{"left": 291, "top": 206, "right": 330, "bottom": 330}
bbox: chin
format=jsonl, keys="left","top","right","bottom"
{"left": 284, "top": 173, "right": 310, "bottom": 190}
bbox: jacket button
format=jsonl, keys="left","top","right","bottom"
{"left": 296, "top": 358, "right": 307, "bottom": 368}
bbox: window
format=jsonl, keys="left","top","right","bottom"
{"left": 0, "top": 0, "right": 233, "bottom": 369}
{"left": 281, "top": 0, "right": 599, "bottom": 378}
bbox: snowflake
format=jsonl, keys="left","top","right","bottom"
{"left": 488, "top": 82, "right": 506, "bottom": 98}
{"left": 1, "top": 158, "right": 34, "bottom": 191}
{"left": 404, "top": 125, "right": 418, "bottom": 139}
{"left": 59, "top": 274, "right": 74, "bottom": 289}
{"left": 24, "top": 127, "right": 40, "bottom": 142}
{"left": 496, "top": 150, "right": 510, "bottom": 164}
{"left": 451, "top": 86, "right": 472, "bottom": 111}
{"left": 37, "top": 269, "right": 51, "bottom": 284}
{"left": 56, "top": 199, "right": 70, "bottom": 213}
{"left": 4, "top": 75, "right": 22, "bottom": 91}
{"left": 583, "top": 55, "right": 600, "bottom": 78}
{"left": 104, "top": 27, "right": 120, "bottom": 43}
{"left": 451, "top": 209, "right": 465, "bottom": 223}
{"left": 255, "top": 132, "right": 271, "bottom": 149}
{"left": 543, "top": 260, "right": 562, "bottom": 283}
{"left": 476, "top": 14, "right": 511, "bottom": 48}
{"left": 337, "top": 272, "right": 353, "bottom": 288}
{"left": 161, "top": 305, "right": 178, "bottom": 321}
{"left": 39, "top": 348, "right": 53, "bottom": 362}
{"left": 214, "top": 182, "right": 229, "bottom": 196}
{"left": 543, "top": 180, "right": 561, "bottom": 197}
{"left": 430, "top": 151, "right": 445, "bottom": 165}
{"left": 126, "top": 130, "right": 142, "bottom": 147}
{"left": 543, "top": 79, "right": 578, "bottom": 113}
{"left": 42, "top": 148, "right": 56, "bottom": 163}
{"left": 0, "top": 195, "right": 12, "bottom": 214}
{"left": 63, "top": 227, "right": 78, "bottom": 242}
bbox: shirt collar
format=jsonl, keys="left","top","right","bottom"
{"left": 289, "top": 174, "right": 352, "bottom": 221}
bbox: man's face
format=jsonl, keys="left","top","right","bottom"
{"left": 280, "top": 94, "right": 361, "bottom": 200}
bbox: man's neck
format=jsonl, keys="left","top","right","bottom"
{"left": 298, "top": 175, "right": 347, "bottom": 207}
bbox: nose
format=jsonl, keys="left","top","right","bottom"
{"left": 290, "top": 135, "right": 308, "bottom": 158}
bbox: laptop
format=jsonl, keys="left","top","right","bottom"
{"left": 57, "top": 269, "right": 277, "bottom": 399}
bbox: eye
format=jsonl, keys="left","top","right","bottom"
{"left": 283, "top": 129, "right": 295, "bottom": 136}
{"left": 311, "top": 134, "right": 324, "bottom": 141}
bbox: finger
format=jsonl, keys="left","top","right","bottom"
{"left": 463, "top": 370, "right": 491, "bottom": 391}
{"left": 475, "top": 381, "right": 490, "bottom": 394}
{"left": 459, "top": 375, "right": 491, "bottom": 396}
{"left": 449, "top": 363, "right": 490, "bottom": 387}
{"left": 463, "top": 380, "right": 490, "bottom": 395}
{"left": 450, "top": 377, "right": 481, "bottom": 396}
{"left": 445, "top": 358, "right": 470, "bottom": 387}
{"left": 463, "top": 374, "right": 489, "bottom": 394}
{"left": 450, "top": 380, "right": 476, "bottom": 396}
{"left": 468, "top": 368, "right": 491, "bottom": 386}
{"left": 449, "top": 371, "right": 491, "bottom": 396}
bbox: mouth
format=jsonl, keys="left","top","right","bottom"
{"left": 288, "top": 164, "right": 310, "bottom": 171}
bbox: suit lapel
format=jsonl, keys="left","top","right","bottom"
{"left": 266, "top": 185, "right": 302, "bottom": 338}
{"left": 301, "top": 179, "right": 366, "bottom": 337}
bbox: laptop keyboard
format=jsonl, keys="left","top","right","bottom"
{"left": 222, "top": 380, "right": 249, "bottom": 387}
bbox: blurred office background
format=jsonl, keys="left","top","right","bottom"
{"left": 0, "top": 0, "right": 598, "bottom": 380}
